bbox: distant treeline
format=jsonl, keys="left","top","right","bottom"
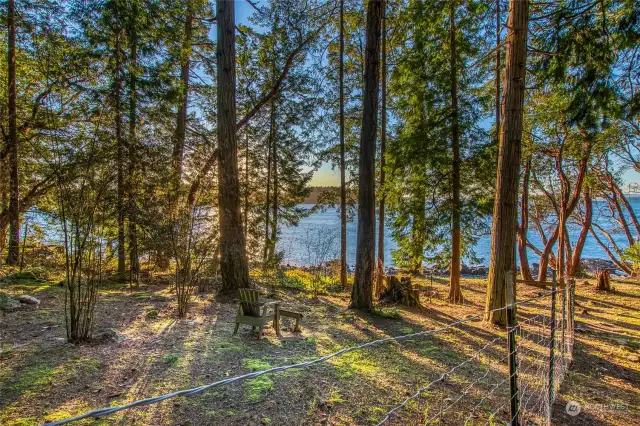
{"left": 303, "top": 187, "right": 338, "bottom": 204}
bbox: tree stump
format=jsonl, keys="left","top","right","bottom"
{"left": 379, "top": 275, "right": 420, "bottom": 306}
{"left": 595, "top": 269, "right": 611, "bottom": 291}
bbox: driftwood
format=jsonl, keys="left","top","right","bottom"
{"left": 595, "top": 269, "right": 611, "bottom": 291}
{"left": 379, "top": 275, "right": 420, "bottom": 306}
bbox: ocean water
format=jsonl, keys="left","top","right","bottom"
{"left": 277, "top": 197, "right": 640, "bottom": 267}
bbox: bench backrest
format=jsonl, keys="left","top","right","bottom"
{"left": 238, "top": 288, "right": 260, "bottom": 317}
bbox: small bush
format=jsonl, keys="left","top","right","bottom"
{"left": 162, "top": 353, "right": 180, "bottom": 365}
{"left": 146, "top": 310, "right": 159, "bottom": 319}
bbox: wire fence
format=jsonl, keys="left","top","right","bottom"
{"left": 44, "top": 275, "right": 575, "bottom": 426}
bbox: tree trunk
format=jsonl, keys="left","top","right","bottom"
{"left": 244, "top": 132, "right": 249, "bottom": 239}
{"left": 611, "top": 178, "right": 640, "bottom": 236}
{"left": 379, "top": 276, "right": 420, "bottom": 306}
{"left": 171, "top": 10, "right": 193, "bottom": 193}
{"left": 555, "top": 148, "right": 589, "bottom": 282}
{"left": 569, "top": 188, "right": 591, "bottom": 277}
{"left": 595, "top": 270, "right": 611, "bottom": 291}
{"left": 128, "top": 18, "right": 139, "bottom": 284}
{"left": 339, "top": 0, "right": 348, "bottom": 289}
{"left": 537, "top": 224, "right": 558, "bottom": 281}
{"left": 350, "top": 0, "right": 382, "bottom": 310}
{"left": 377, "top": 0, "right": 387, "bottom": 293}
{"left": 518, "top": 156, "right": 533, "bottom": 281}
{"left": 270, "top": 101, "right": 278, "bottom": 261}
{"left": 495, "top": 0, "right": 501, "bottom": 146}
{"left": 263, "top": 100, "right": 274, "bottom": 263}
{"left": 5, "top": 0, "right": 19, "bottom": 266}
{"left": 448, "top": 2, "right": 463, "bottom": 304}
{"left": 115, "top": 27, "right": 126, "bottom": 280}
{"left": 485, "top": 0, "right": 529, "bottom": 326}
{"left": 216, "top": 0, "right": 249, "bottom": 292}
{"left": 590, "top": 225, "right": 634, "bottom": 275}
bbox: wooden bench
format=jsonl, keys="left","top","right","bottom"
{"left": 279, "top": 309, "right": 303, "bottom": 332}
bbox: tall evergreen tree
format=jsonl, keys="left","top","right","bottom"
{"left": 485, "top": 0, "right": 530, "bottom": 325}
{"left": 5, "top": 0, "right": 19, "bottom": 265}
{"left": 216, "top": 0, "right": 249, "bottom": 292}
{"left": 351, "top": 0, "right": 383, "bottom": 310}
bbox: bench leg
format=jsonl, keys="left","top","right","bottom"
{"left": 258, "top": 327, "right": 264, "bottom": 340}
{"left": 233, "top": 322, "right": 239, "bottom": 335}
{"left": 293, "top": 318, "right": 301, "bottom": 333}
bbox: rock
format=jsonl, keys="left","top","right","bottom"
{"left": 469, "top": 265, "right": 488, "bottom": 276}
{"left": 581, "top": 258, "right": 618, "bottom": 274}
{"left": 460, "top": 264, "right": 472, "bottom": 274}
{"left": 94, "top": 328, "right": 127, "bottom": 344}
{"left": 16, "top": 295, "right": 40, "bottom": 305}
{"left": 186, "top": 321, "right": 196, "bottom": 327}
{"left": 0, "top": 293, "right": 21, "bottom": 311}
{"left": 627, "top": 355, "right": 639, "bottom": 362}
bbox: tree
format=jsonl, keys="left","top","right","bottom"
{"left": 485, "top": 0, "right": 529, "bottom": 326}
{"left": 216, "top": 0, "right": 249, "bottom": 292}
{"left": 339, "top": 0, "right": 347, "bottom": 289}
{"left": 385, "top": 0, "right": 491, "bottom": 283}
{"left": 5, "top": 0, "right": 19, "bottom": 265}
{"left": 351, "top": 0, "right": 382, "bottom": 310}
{"left": 377, "top": 0, "right": 387, "bottom": 293}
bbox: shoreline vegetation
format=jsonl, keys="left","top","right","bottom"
{"left": 282, "top": 257, "right": 627, "bottom": 278}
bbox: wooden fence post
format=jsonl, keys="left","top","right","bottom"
{"left": 506, "top": 273, "right": 519, "bottom": 426}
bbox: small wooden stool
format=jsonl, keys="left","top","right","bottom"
{"left": 279, "top": 309, "right": 303, "bottom": 332}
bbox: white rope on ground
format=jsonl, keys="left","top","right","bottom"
{"left": 43, "top": 291, "right": 556, "bottom": 426}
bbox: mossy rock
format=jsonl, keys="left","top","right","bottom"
{"left": 7, "top": 271, "right": 39, "bottom": 280}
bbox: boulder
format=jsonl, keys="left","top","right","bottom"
{"left": 94, "top": 328, "right": 127, "bottom": 344}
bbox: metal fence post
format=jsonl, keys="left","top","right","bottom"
{"left": 548, "top": 270, "right": 557, "bottom": 424}
{"left": 506, "top": 273, "right": 519, "bottom": 426}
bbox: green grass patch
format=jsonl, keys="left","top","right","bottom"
{"left": 370, "top": 306, "right": 402, "bottom": 320}
{"left": 146, "top": 309, "right": 159, "bottom": 319}
{"left": 243, "top": 358, "right": 274, "bottom": 402}
{"left": 162, "top": 353, "right": 180, "bottom": 365}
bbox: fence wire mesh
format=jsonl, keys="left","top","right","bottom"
{"left": 378, "top": 279, "right": 575, "bottom": 426}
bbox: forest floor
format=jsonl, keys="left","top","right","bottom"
{"left": 0, "top": 270, "right": 638, "bottom": 426}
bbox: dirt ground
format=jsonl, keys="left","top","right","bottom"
{"left": 1, "top": 272, "right": 638, "bottom": 426}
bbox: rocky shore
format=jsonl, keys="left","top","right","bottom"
{"left": 285, "top": 257, "right": 626, "bottom": 278}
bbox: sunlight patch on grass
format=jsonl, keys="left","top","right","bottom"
{"left": 243, "top": 358, "right": 274, "bottom": 402}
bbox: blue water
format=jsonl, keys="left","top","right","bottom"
{"left": 277, "top": 198, "right": 640, "bottom": 267}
